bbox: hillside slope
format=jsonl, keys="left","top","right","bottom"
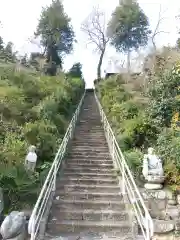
{"left": 0, "top": 65, "right": 84, "bottom": 212}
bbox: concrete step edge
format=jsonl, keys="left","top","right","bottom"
{"left": 66, "top": 159, "right": 113, "bottom": 162}
{"left": 53, "top": 199, "right": 124, "bottom": 204}
{"left": 57, "top": 184, "right": 120, "bottom": 189}
{"left": 48, "top": 220, "right": 131, "bottom": 227}
{"left": 66, "top": 163, "right": 113, "bottom": 166}
{"left": 63, "top": 172, "right": 116, "bottom": 177}
{"left": 51, "top": 209, "right": 127, "bottom": 214}
{"left": 55, "top": 191, "right": 121, "bottom": 196}
{"left": 59, "top": 178, "right": 118, "bottom": 183}
{"left": 64, "top": 168, "right": 115, "bottom": 171}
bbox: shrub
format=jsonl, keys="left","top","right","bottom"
{"left": 0, "top": 66, "right": 84, "bottom": 212}
{"left": 124, "top": 149, "right": 143, "bottom": 177}
{"left": 156, "top": 129, "right": 180, "bottom": 187}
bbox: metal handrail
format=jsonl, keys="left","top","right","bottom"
{"left": 94, "top": 91, "right": 154, "bottom": 240}
{"left": 28, "top": 91, "right": 86, "bottom": 240}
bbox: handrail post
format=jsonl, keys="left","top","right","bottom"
{"left": 53, "top": 160, "right": 57, "bottom": 191}
{"left": 145, "top": 212, "right": 150, "bottom": 240}
{"left": 112, "top": 136, "right": 115, "bottom": 160}
{"left": 122, "top": 159, "right": 126, "bottom": 195}
{"left": 107, "top": 124, "right": 110, "bottom": 147}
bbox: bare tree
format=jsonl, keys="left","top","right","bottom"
{"left": 151, "top": 4, "right": 169, "bottom": 52}
{"left": 81, "top": 7, "right": 109, "bottom": 79}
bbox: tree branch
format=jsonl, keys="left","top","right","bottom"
{"left": 151, "top": 4, "right": 169, "bottom": 51}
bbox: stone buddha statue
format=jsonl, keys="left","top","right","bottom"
{"left": 142, "top": 147, "right": 165, "bottom": 189}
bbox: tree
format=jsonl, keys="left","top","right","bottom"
{"left": 0, "top": 36, "right": 3, "bottom": 51}
{"left": 151, "top": 5, "right": 168, "bottom": 52}
{"left": 21, "top": 54, "right": 28, "bottom": 66}
{"left": 68, "top": 62, "right": 83, "bottom": 78}
{"left": 81, "top": 7, "right": 109, "bottom": 79}
{"left": 107, "top": 0, "right": 150, "bottom": 74}
{"left": 35, "top": 0, "right": 74, "bottom": 75}
{"left": 29, "top": 52, "right": 45, "bottom": 71}
{"left": 0, "top": 36, "right": 4, "bottom": 60}
{"left": 4, "top": 42, "right": 16, "bottom": 62}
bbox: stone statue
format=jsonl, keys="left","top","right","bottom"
{"left": 142, "top": 147, "right": 165, "bottom": 190}
{"left": 0, "top": 188, "right": 4, "bottom": 226}
{"left": 0, "top": 188, "right": 4, "bottom": 214}
{"left": 0, "top": 211, "right": 26, "bottom": 240}
{"left": 25, "top": 145, "right": 37, "bottom": 172}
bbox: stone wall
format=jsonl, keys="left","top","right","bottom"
{"left": 140, "top": 188, "right": 180, "bottom": 239}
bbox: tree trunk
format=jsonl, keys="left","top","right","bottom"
{"left": 127, "top": 50, "right": 131, "bottom": 82}
{"left": 97, "top": 48, "right": 105, "bottom": 80}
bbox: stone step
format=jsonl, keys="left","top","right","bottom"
{"left": 59, "top": 178, "right": 118, "bottom": 186}
{"left": 74, "top": 135, "right": 106, "bottom": 141}
{"left": 74, "top": 135, "right": 105, "bottom": 138}
{"left": 47, "top": 220, "right": 132, "bottom": 236}
{"left": 66, "top": 159, "right": 113, "bottom": 164}
{"left": 66, "top": 163, "right": 113, "bottom": 169}
{"left": 56, "top": 184, "right": 120, "bottom": 193}
{"left": 64, "top": 167, "right": 115, "bottom": 174}
{"left": 73, "top": 139, "right": 106, "bottom": 143}
{"left": 49, "top": 209, "right": 129, "bottom": 222}
{"left": 79, "top": 117, "right": 101, "bottom": 120}
{"left": 53, "top": 199, "right": 125, "bottom": 211}
{"left": 73, "top": 138, "right": 106, "bottom": 142}
{"left": 63, "top": 172, "right": 117, "bottom": 180}
{"left": 74, "top": 130, "right": 104, "bottom": 132}
{"left": 71, "top": 146, "right": 109, "bottom": 150}
{"left": 70, "top": 149, "right": 109, "bottom": 154}
{"left": 72, "top": 138, "right": 106, "bottom": 142}
{"left": 75, "top": 128, "right": 103, "bottom": 131}
{"left": 68, "top": 153, "right": 111, "bottom": 158}
{"left": 67, "top": 155, "right": 111, "bottom": 160}
{"left": 44, "top": 234, "right": 134, "bottom": 240}
{"left": 54, "top": 191, "right": 122, "bottom": 201}
{"left": 72, "top": 142, "right": 108, "bottom": 147}
{"left": 75, "top": 127, "right": 103, "bottom": 130}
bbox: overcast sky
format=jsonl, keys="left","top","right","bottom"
{"left": 0, "top": 0, "right": 180, "bottom": 88}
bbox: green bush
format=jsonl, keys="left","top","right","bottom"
{"left": 124, "top": 149, "right": 143, "bottom": 177}
{"left": 23, "top": 120, "right": 60, "bottom": 163}
{"left": 0, "top": 65, "right": 84, "bottom": 211}
{"left": 96, "top": 68, "right": 180, "bottom": 189}
{"left": 156, "top": 129, "right": 180, "bottom": 187}
{"left": 147, "top": 68, "right": 180, "bottom": 127}
{"left": 96, "top": 76, "right": 160, "bottom": 179}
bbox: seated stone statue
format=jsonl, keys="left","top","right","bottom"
{"left": 25, "top": 145, "right": 37, "bottom": 172}
{"left": 142, "top": 147, "right": 165, "bottom": 189}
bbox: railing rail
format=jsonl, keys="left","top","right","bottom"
{"left": 28, "top": 91, "right": 86, "bottom": 240}
{"left": 94, "top": 91, "right": 154, "bottom": 240}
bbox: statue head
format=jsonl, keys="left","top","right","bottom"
{"left": 28, "top": 145, "right": 36, "bottom": 152}
{"left": 148, "top": 147, "right": 154, "bottom": 155}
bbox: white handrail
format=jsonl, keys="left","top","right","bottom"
{"left": 94, "top": 91, "right": 154, "bottom": 240}
{"left": 28, "top": 91, "right": 86, "bottom": 240}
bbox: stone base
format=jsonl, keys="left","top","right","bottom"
{"left": 144, "top": 183, "right": 163, "bottom": 190}
{"left": 7, "top": 231, "right": 26, "bottom": 240}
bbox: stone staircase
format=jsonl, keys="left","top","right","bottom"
{"left": 45, "top": 91, "right": 136, "bottom": 239}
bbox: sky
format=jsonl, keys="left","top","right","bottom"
{"left": 0, "top": 0, "right": 180, "bottom": 88}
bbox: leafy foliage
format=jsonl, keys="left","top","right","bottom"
{"left": 96, "top": 72, "right": 179, "bottom": 187}
{"left": 0, "top": 65, "right": 84, "bottom": 211}
{"left": 35, "top": 0, "right": 74, "bottom": 75}
{"left": 107, "top": 0, "right": 150, "bottom": 52}
{"left": 68, "top": 62, "right": 83, "bottom": 79}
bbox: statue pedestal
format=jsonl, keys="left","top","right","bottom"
{"left": 144, "top": 175, "right": 165, "bottom": 190}
{"left": 145, "top": 183, "right": 163, "bottom": 190}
